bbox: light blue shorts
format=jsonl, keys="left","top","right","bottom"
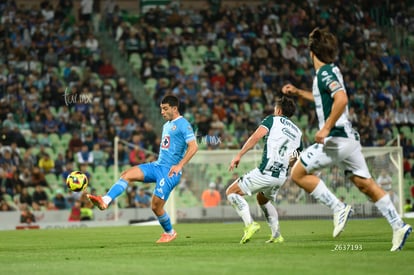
{"left": 138, "top": 162, "right": 181, "bottom": 201}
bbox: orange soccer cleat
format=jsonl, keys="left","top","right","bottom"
{"left": 156, "top": 231, "right": 178, "bottom": 243}
{"left": 87, "top": 194, "right": 108, "bottom": 210}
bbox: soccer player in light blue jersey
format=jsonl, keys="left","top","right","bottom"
{"left": 87, "top": 95, "right": 198, "bottom": 243}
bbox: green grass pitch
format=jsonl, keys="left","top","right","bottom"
{"left": 0, "top": 218, "right": 412, "bottom": 275}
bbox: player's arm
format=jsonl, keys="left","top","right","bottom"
{"left": 281, "top": 84, "right": 314, "bottom": 102}
{"left": 229, "top": 126, "right": 268, "bottom": 171}
{"left": 315, "top": 90, "right": 348, "bottom": 144}
{"left": 179, "top": 139, "right": 198, "bottom": 167}
{"left": 168, "top": 139, "right": 198, "bottom": 177}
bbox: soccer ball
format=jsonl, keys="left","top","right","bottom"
{"left": 66, "top": 171, "right": 89, "bottom": 192}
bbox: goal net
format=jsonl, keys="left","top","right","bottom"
{"left": 180, "top": 146, "right": 404, "bottom": 219}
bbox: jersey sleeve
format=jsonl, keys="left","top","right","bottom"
{"left": 182, "top": 119, "right": 196, "bottom": 143}
{"left": 320, "top": 66, "right": 344, "bottom": 97}
{"left": 260, "top": 115, "right": 274, "bottom": 131}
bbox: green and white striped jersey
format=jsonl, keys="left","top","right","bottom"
{"left": 258, "top": 115, "right": 302, "bottom": 178}
{"left": 313, "top": 64, "right": 354, "bottom": 138}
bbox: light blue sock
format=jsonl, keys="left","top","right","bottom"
{"left": 106, "top": 178, "right": 128, "bottom": 200}
{"left": 158, "top": 212, "right": 173, "bottom": 233}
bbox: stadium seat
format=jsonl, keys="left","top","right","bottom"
{"left": 211, "top": 45, "right": 221, "bottom": 59}
{"left": 196, "top": 45, "right": 208, "bottom": 58}
{"left": 108, "top": 78, "right": 117, "bottom": 89}
{"left": 185, "top": 45, "right": 197, "bottom": 59}
{"left": 60, "top": 133, "right": 72, "bottom": 146}
{"left": 161, "top": 58, "right": 169, "bottom": 68}
{"left": 144, "top": 78, "right": 157, "bottom": 92}
{"left": 401, "top": 126, "right": 412, "bottom": 139}
{"left": 217, "top": 38, "right": 227, "bottom": 52}
{"left": 94, "top": 165, "right": 107, "bottom": 174}
{"left": 48, "top": 133, "right": 60, "bottom": 147}
{"left": 46, "top": 173, "right": 59, "bottom": 189}
{"left": 174, "top": 26, "right": 183, "bottom": 35}
{"left": 129, "top": 53, "right": 142, "bottom": 67}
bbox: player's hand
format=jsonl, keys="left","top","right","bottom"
{"left": 229, "top": 156, "right": 241, "bottom": 171}
{"left": 315, "top": 128, "right": 330, "bottom": 144}
{"left": 281, "top": 84, "right": 298, "bottom": 96}
{"left": 168, "top": 165, "right": 182, "bottom": 177}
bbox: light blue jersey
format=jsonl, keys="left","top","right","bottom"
{"left": 157, "top": 116, "right": 196, "bottom": 167}
{"left": 135, "top": 116, "right": 196, "bottom": 201}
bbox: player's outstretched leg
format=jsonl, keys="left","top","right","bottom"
{"left": 87, "top": 179, "right": 128, "bottom": 210}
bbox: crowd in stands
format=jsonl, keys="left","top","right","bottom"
{"left": 1, "top": 0, "right": 414, "bottom": 215}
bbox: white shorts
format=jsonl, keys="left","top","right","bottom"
{"left": 238, "top": 168, "right": 287, "bottom": 201}
{"left": 300, "top": 137, "right": 371, "bottom": 178}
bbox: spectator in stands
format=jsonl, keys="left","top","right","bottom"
{"left": 140, "top": 60, "right": 154, "bottom": 81}
{"left": 80, "top": 0, "right": 94, "bottom": 22}
{"left": 68, "top": 132, "right": 83, "bottom": 153}
{"left": 129, "top": 145, "right": 146, "bottom": 166}
{"left": 98, "top": 58, "right": 117, "bottom": 78}
{"left": 46, "top": 201, "right": 58, "bottom": 210}
{"left": 38, "top": 153, "right": 55, "bottom": 174}
{"left": 65, "top": 148, "right": 75, "bottom": 164}
{"left": 54, "top": 153, "right": 66, "bottom": 178}
{"left": 19, "top": 203, "right": 35, "bottom": 224}
{"left": 53, "top": 190, "right": 69, "bottom": 210}
{"left": 92, "top": 143, "right": 106, "bottom": 167}
{"left": 393, "top": 105, "right": 408, "bottom": 133}
{"left": 43, "top": 112, "right": 59, "bottom": 134}
{"left": 403, "top": 157, "right": 411, "bottom": 177}
{"left": 43, "top": 46, "right": 58, "bottom": 67}
{"left": 30, "top": 167, "right": 49, "bottom": 189}
{"left": 68, "top": 199, "right": 81, "bottom": 221}
{"left": 15, "top": 187, "right": 33, "bottom": 207}
{"left": 134, "top": 187, "right": 151, "bottom": 208}
{"left": 125, "top": 186, "right": 137, "bottom": 208}
{"left": 201, "top": 182, "right": 221, "bottom": 208}
{"left": 116, "top": 143, "right": 130, "bottom": 166}
{"left": 85, "top": 33, "right": 99, "bottom": 53}
{"left": 80, "top": 200, "right": 94, "bottom": 220}
{"left": 2, "top": 113, "right": 17, "bottom": 129}
{"left": 32, "top": 185, "right": 48, "bottom": 208}
{"left": 281, "top": 41, "right": 298, "bottom": 62}
{"left": 0, "top": 198, "right": 15, "bottom": 211}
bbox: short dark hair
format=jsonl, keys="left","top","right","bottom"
{"left": 308, "top": 27, "right": 338, "bottom": 64}
{"left": 275, "top": 96, "right": 296, "bottom": 118}
{"left": 161, "top": 95, "right": 179, "bottom": 108}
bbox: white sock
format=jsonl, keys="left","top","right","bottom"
{"left": 310, "top": 180, "right": 345, "bottom": 212}
{"left": 375, "top": 194, "right": 404, "bottom": 231}
{"left": 260, "top": 201, "right": 280, "bottom": 237}
{"left": 102, "top": 195, "right": 112, "bottom": 205}
{"left": 227, "top": 193, "right": 253, "bottom": 226}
